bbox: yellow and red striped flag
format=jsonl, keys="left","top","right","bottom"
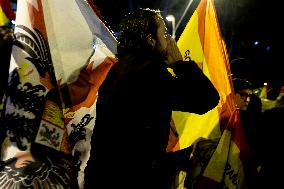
{"left": 168, "top": 0, "right": 234, "bottom": 152}
{"left": 167, "top": 0, "right": 250, "bottom": 188}
{"left": 0, "top": 0, "right": 117, "bottom": 188}
{"left": 0, "top": 0, "right": 15, "bottom": 25}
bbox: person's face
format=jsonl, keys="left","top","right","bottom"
{"left": 153, "top": 18, "right": 168, "bottom": 56}
{"left": 235, "top": 89, "right": 252, "bottom": 111}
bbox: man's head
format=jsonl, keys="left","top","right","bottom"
{"left": 233, "top": 78, "right": 253, "bottom": 111}
{"left": 117, "top": 8, "right": 168, "bottom": 57}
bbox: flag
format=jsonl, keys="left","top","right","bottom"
{"left": 259, "top": 84, "right": 267, "bottom": 99}
{"left": 167, "top": 0, "right": 249, "bottom": 188}
{"left": 0, "top": 0, "right": 15, "bottom": 25}
{"left": 168, "top": 0, "right": 234, "bottom": 152}
{"left": 0, "top": 0, "right": 117, "bottom": 188}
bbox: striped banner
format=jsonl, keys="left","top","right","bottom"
{"left": 168, "top": 0, "right": 234, "bottom": 152}
{"left": 167, "top": 0, "right": 249, "bottom": 188}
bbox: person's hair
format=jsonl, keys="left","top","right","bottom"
{"left": 230, "top": 57, "right": 253, "bottom": 81}
{"left": 117, "top": 8, "right": 162, "bottom": 57}
{"left": 232, "top": 78, "right": 252, "bottom": 93}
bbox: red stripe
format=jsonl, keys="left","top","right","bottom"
{"left": 197, "top": 0, "right": 207, "bottom": 49}
{"left": 27, "top": 0, "right": 47, "bottom": 38}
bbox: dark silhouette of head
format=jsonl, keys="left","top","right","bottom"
{"left": 230, "top": 57, "right": 253, "bottom": 81}
{"left": 117, "top": 8, "right": 163, "bottom": 57}
{"left": 232, "top": 78, "right": 253, "bottom": 93}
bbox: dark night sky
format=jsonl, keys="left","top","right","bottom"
{"left": 93, "top": 0, "right": 282, "bottom": 86}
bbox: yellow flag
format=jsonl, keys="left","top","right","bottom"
{"left": 168, "top": 0, "right": 235, "bottom": 151}
{"left": 168, "top": 1, "right": 250, "bottom": 188}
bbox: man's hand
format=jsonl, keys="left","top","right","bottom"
{"left": 164, "top": 35, "right": 182, "bottom": 66}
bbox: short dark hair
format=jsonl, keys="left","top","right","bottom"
{"left": 117, "top": 8, "right": 162, "bottom": 57}
{"left": 232, "top": 78, "right": 252, "bottom": 93}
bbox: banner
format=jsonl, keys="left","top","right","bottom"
{"left": 168, "top": 0, "right": 249, "bottom": 188}
{"left": 0, "top": 0, "right": 117, "bottom": 188}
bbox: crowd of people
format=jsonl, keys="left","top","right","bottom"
{"left": 1, "top": 7, "right": 283, "bottom": 189}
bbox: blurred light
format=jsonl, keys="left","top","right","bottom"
{"left": 266, "top": 45, "right": 271, "bottom": 51}
{"left": 166, "top": 15, "right": 175, "bottom": 22}
{"left": 113, "top": 32, "right": 120, "bottom": 39}
{"left": 254, "top": 41, "right": 259, "bottom": 45}
{"left": 166, "top": 14, "right": 176, "bottom": 39}
{"left": 264, "top": 82, "right": 268, "bottom": 86}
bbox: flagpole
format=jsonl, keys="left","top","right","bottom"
{"left": 175, "top": 0, "right": 194, "bottom": 32}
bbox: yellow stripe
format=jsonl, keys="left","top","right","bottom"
{"left": 175, "top": 7, "right": 222, "bottom": 149}
{"left": 177, "top": 11, "right": 204, "bottom": 67}
{"left": 0, "top": 6, "right": 9, "bottom": 26}
{"left": 171, "top": 0, "right": 233, "bottom": 150}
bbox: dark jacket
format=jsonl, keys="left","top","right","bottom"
{"left": 84, "top": 54, "right": 219, "bottom": 188}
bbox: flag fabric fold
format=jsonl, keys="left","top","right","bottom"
{"left": 167, "top": 0, "right": 250, "bottom": 188}
{"left": 0, "top": 0, "right": 117, "bottom": 188}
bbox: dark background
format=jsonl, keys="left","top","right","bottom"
{"left": 9, "top": 0, "right": 282, "bottom": 86}
{"left": 93, "top": 0, "right": 282, "bottom": 86}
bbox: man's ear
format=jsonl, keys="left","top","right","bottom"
{"left": 146, "top": 34, "right": 156, "bottom": 47}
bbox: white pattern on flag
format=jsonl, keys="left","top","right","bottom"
{"left": 42, "top": 0, "right": 117, "bottom": 84}
{"left": 1, "top": 0, "right": 117, "bottom": 188}
{"left": 42, "top": 0, "right": 117, "bottom": 187}
{"left": 1, "top": 0, "right": 74, "bottom": 187}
